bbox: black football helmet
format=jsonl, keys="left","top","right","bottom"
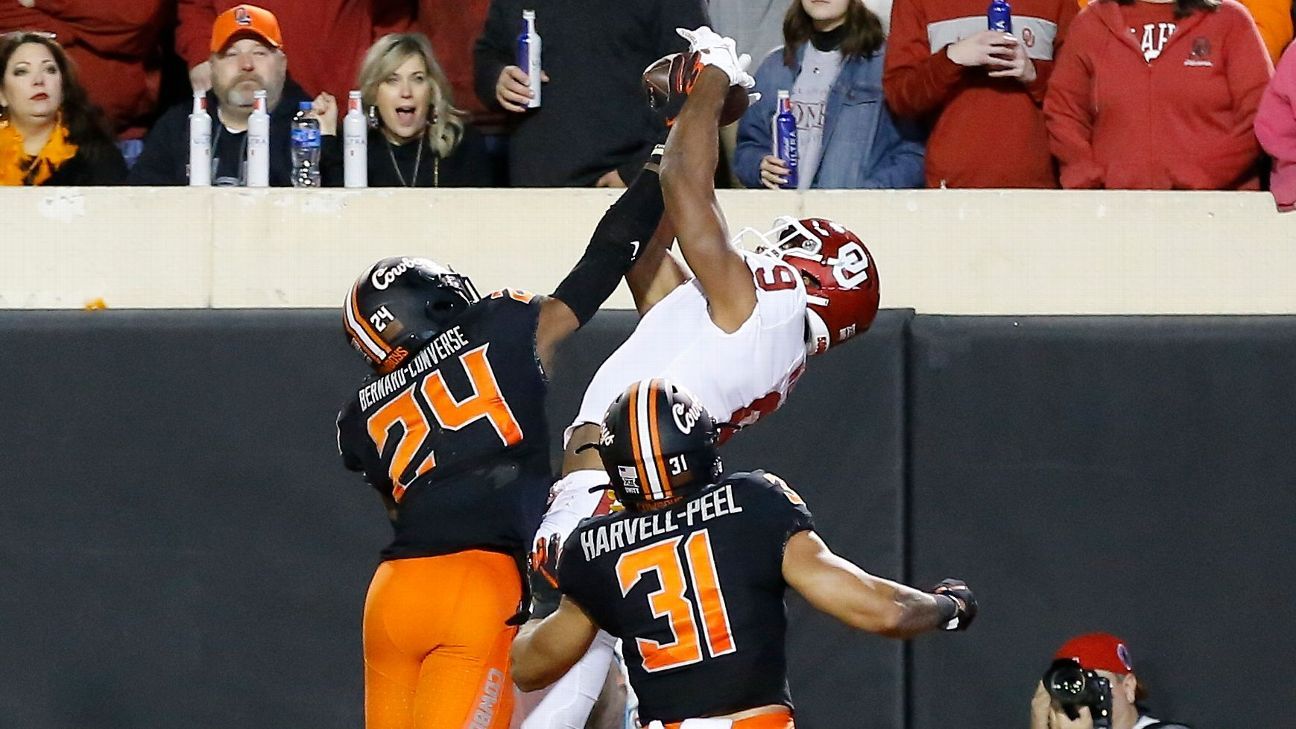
{"left": 598, "top": 379, "right": 722, "bottom": 508}
{"left": 343, "top": 256, "right": 480, "bottom": 373}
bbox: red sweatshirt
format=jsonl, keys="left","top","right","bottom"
{"left": 884, "top": 0, "right": 1079, "bottom": 188}
{"left": 1045, "top": 0, "right": 1272, "bottom": 189}
{"left": 175, "top": 0, "right": 413, "bottom": 102}
{"left": 0, "top": 1, "right": 170, "bottom": 139}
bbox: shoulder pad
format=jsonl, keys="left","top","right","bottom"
{"left": 726, "top": 470, "right": 808, "bottom": 508}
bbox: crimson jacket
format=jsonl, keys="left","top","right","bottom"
{"left": 1045, "top": 0, "right": 1272, "bottom": 189}
{"left": 0, "top": 1, "right": 170, "bottom": 139}
{"left": 883, "top": 0, "right": 1078, "bottom": 188}
{"left": 175, "top": 0, "right": 413, "bottom": 102}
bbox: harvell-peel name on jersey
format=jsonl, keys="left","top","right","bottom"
{"left": 579, "top": 484, "right": 743, "bottom": 561}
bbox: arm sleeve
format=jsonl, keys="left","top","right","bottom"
{"left": 320, "top": 134, "right": 344, "bottom": 187}
{"left": 859, "top": 104, "right": 927, "bottom": 189}
{"left": 1255, "top": 45, "right": 1296, "bottom": 161}
{"left": 127, "top": 109, "right": 186, "bottom": 186}
{"left": 176, "top": 0, "right": 218, "bottom": 69}
{"left": 1023, "top": 0, "right": 1081, "bottom": 105}
{"left": 882, "top": 0, "right": 969, "bottom": 119}
{"left": 1042, "top": 16, "right": 1104, "bottom": 189}
{"left": 733, "top": 53, "right": 780, "bottom": 188}
{"left": 473, "top": 0, "right": 514, "bottom": 112}
{"left": 1218, "top": 5, "right": 1274, "bottom": 182}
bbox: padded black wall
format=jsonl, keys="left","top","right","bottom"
{"left": 1, "top": 311, "right": 1292, "bottom": 729}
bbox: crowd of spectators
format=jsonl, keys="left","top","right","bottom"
{"left": 1, "top": 0, "right": 1295, "bottom": 204}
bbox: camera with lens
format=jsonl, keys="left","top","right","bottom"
{"left": 1043, "top": 658, "right": 1114, "bottom": 728}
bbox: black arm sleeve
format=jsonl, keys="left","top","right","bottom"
{"left": 551, "top": 155, "right": 665, "bottom": 325}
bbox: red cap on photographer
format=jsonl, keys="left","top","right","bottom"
{"left": 1054, "top": 633, "right": 1135, "bottom": 675}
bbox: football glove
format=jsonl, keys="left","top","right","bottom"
{"left": 528, "top": 532, "right": 563, "bottom": 619}
{"left": 931, "top": 578, "right": 977, "bottom": 631}
{"left": 675, "top": 26, "right": 755, "bottom": 90}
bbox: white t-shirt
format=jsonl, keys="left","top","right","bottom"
{"left": 790, "top": 46, "right": 844, "bottom": 189}
{"left": 570, "top": 250, "right": 808, "bottom": 442}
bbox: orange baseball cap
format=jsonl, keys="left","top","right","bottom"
{"left": 210, "top": 4, "right": 283, "bottom": 54}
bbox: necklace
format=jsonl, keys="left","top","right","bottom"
{"left": 387, "top": 133, "right": 424, "bottom": 187}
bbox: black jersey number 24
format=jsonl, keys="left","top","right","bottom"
{"left": 616, "top": 529, "right": 736, "bottom": 673}
{"left": 365, "top": 344, "right": 523, "bottom": 501}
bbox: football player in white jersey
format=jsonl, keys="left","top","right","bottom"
{"left": 513, "top": 27, "right": 881, "bottom": 729}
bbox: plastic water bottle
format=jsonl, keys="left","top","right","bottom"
{"left": 343, "top": 90, "right": 367, "bottom": 188}
{"left": 988, "top": 0, "right": 1013, "bottom": 32}
{"left": 291, "top": 101, "right": 322, "bottom": 187}
{"left": 188, "top": 91, "right": 211, "bottom": 186}
{"left": 247, "top": 89, "right": 270, "bottom": 187}
{"left": 773, "top": 90, "right": 798, "bottom": 189}
{"left": 517, "top": 9, "right": 541, "bottom": 109}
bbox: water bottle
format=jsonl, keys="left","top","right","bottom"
{"left": 517, "top": 9, "right": 542, "bottom": 109}
{"left": 246, "top": 89, "right": 270, "bottom": 187}
{"left": 772, "top": 90, "right": 798, "bottom": 190}
{"left": 988, "top": 0, "right": 1013, "bottom": 32}
{"left": 291, "top": 101, "right": 322, "bottom": 188}
{"left": 343, "top": 90, "right": 367, "bottom": 188}
{"left": 188, "top": 91, "right": 211, "bottom": 187}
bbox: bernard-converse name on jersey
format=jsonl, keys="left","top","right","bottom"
{"left": 358, "top": 326, "right": 471, "bottom": 409}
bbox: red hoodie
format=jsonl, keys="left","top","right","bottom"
{"left": 175, "top": 0, "right": 413, "bottom": 102}
{"left": 0, "top": 1, "right": 170, "bottom": 139}
{"left": 884, "top": 0, "right": 1079, "bottom": 188}
{"left": 1044, "top": 0, "right": 1272, "bottom": 189}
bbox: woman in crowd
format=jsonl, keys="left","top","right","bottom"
{"left": 357, "top": 33, "right": 490, "bottom": 188}
{"left": 1045, "top": 0, "right": 1271, "bottom": 189}
{"left": 0, "top": 32, "right": 125, "bottom": 186}
{"left": 733, "top": 0, "right": 924, "bottom": 190}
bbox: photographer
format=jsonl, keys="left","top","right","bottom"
{"left": 1031, "top": 633, "right": 1191, "bottom": 729}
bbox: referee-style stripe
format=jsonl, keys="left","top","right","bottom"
{"left": 345, "top": 283, "right": 388, "bottom": 360}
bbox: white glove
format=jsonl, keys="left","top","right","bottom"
{"left": 676, "top": 26, "right": 755, "bottom": 90}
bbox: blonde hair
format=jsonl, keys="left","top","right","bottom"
{"left": 357, "top": 33, "right": 465, "bottom": 158}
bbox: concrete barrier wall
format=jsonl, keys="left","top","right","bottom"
{"left": 3, "top": 188, "right": 1296, "bottom": 313}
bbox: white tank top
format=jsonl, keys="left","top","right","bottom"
{"left": 572, "top": 250, "right": 808, "bottom": 443}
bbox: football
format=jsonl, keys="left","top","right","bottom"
{"left": 642, "top": 51, "right": 751, "bottom": 127}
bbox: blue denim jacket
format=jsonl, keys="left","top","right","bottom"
{"left": 734, "top": 43, "right": 925, "bottom": 189}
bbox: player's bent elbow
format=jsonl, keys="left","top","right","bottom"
{"left": 509, "top": 655, "right": 551, "bottom": 693}
{"left": 509, "top": 642, "right": 552, "bottom": 692}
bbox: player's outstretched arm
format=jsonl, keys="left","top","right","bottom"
{"left": 624, "top": 213, "right": 687, "bottom": 316}
{"left": 536, "top": 150, "right": 672, "bottom": 369}
{"left": 660, "top": 64, "right": 756, "bottom": 333}
{"left": 783, "top": 531, "right": 976, "bottom": 638}
{"left": 510, "top": 596, "right": 600, "bottom": 692}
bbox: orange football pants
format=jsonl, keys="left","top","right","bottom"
{"left": 364, "top": 550, "right": 521, "bottom": 729}
{"left": 662, "top": 708, "right": 794, "bottom": 729}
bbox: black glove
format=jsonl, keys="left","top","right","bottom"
{"left": 528, "top": 532, "right": 563, "bottom": 620}
{"left": 643, "top": 50, "right": 702, "bottom": 125}
{"left": 931, "top": 578, "right": 977, "bottom": 631}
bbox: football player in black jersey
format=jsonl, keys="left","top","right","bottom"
{"left": 511, "top": 379, "right": 977, "bottom": 728}
{"left": 335, "top": 151, "right": 672, "bottom": 729}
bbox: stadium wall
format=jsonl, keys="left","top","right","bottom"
{"left": 2, "top": 188, "right": 1295, "bottom": 314}
{"left": 1, "top": 309, "right": 1292, "bottom": 729}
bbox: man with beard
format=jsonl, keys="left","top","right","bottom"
{"left": 130, "top": 4, "right": 342, "bottom": 186}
